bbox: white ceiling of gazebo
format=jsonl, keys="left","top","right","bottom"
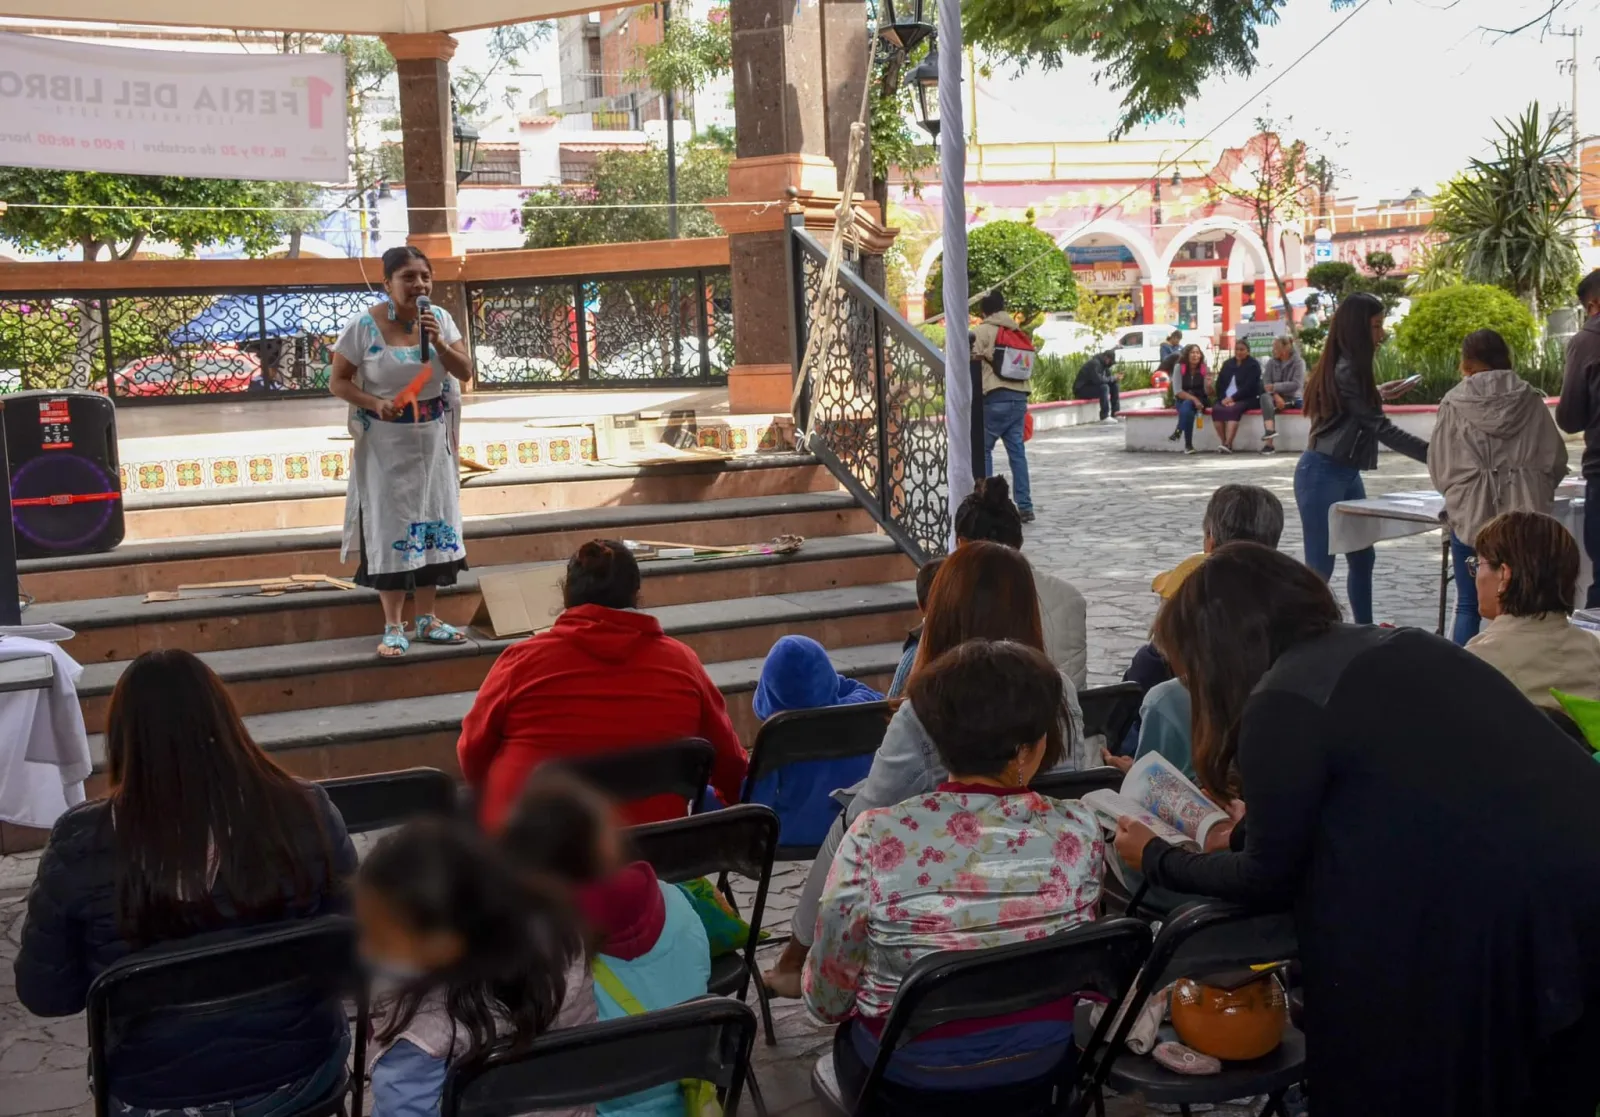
{"left": 0, "top": 1, "right": 587, "bottom": 34}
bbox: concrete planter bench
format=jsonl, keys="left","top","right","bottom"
{"left": 1028, "top": 388, "right": 1167, "bottom": 433}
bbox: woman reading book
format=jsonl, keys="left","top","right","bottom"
{"left": 1114, "top": 542, "right": 1600, "bottom": 1117}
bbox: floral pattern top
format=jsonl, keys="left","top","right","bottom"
{"left": 802, "top": 783, "right": 1105, "bottom": 1024}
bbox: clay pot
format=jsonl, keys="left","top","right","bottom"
{"left": 1169, "top": 975, "right": 1288, "bottom": 1062}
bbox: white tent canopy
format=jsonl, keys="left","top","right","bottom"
{"left": 0, "top": 1, "right": 586, "bottom": 34}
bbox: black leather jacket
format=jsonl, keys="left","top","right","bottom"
{"left": 1307, "top": 357, "right": 1428, "bottom": 469}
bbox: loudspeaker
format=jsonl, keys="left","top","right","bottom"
{"left": 3, "top": 390, "right": 123, "bottom": 560}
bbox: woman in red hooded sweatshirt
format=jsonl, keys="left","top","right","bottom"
{"left": 458, "top": 539, "right": 747, "bottom": 830}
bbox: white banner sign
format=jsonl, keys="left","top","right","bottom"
{"left": 0, "top": 33, "right": 348, "bottom": 182}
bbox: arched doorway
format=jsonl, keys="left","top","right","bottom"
{"left": 1057, "top": 220, "right": 1164, "bottom": 326}
{"left": 1159, "top": 217, "right": 1273, "bottom": 346}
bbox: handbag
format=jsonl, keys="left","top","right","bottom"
{"left": 590, "top": 958, "right": 721, "bottom": 1117}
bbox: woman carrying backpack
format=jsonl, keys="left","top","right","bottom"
{"left": 970, "top": 289, "right": 1039, "bottom": 523}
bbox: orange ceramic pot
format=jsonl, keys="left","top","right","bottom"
{"left": 1169, "top": 975, "right": 1288, "bottom": 1062}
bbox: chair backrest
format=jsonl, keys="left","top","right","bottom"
{"left": 742, "top": 701, "right": 892, "bottom": 857}
{"left": 1544, "top": 707, "right": 1593, "bottom": 754}
{"left": 318, "top": 767, "right": 458, "bottom": 833}
{"left": 443, "top": 997, "right": 757, "bottom": 1117}
{"left": 1079, "top": 683, "right": 1146, "bottom": 746}
{"left": 628, "top": 803, "right": 780, "bottom": 888}
{"left": 1030, "top": 766, "right": 1125, "bottom": 801}
{"left": 86, "top": 916, "right": 364, "bottom": 1117}
{"left": 552, "top": 738, "right": 716, "bottom": 814}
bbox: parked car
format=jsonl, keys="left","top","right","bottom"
{"left": 1034, "top": 317, "right": 1107, "bottom": 360}
{"left": 113, "top": 346, "right": 263, "bottom": 397}
{"left": 1111, "top": 323, "right": 1195, "bottom": 367}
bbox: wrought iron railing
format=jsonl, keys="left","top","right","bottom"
{"left": 468, "top": 266, "right": 731, "bottom": 390}
{"left": 789, "top": 219, "right": 948, "bottom": 563}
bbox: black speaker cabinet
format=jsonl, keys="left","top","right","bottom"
{"left": 3, "top": 390, "right": 123, "bottom": 560}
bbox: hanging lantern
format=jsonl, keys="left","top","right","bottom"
{"left": 878, "top": 0, "right": 934, "bottom": 53}
{"left": 908, "top": 46, "right": 940, "bottom": 140}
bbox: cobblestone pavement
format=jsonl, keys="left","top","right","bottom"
{"left": 0, "top": 425, "right": 1458, "bottom": 1115}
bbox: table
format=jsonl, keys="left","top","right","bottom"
{"left": 1330, "top": 487, "right": 1589, "bottom": 634}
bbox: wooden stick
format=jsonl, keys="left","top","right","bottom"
{"left": 627, "top": 539, "right": 752, "bottom": 555}
{"left": 176, "top": 577, "right": 296, "bottom": 590}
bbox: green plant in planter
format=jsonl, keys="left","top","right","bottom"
{"left": 1393, "top": 285, "right": 1538, "bottom": 370}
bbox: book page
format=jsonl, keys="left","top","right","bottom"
{"left": 1081, "top": 789, "right": 1197, "bottom": 851}
{"left": 1121, "top": 752, "right": 1229, "bottom": 844}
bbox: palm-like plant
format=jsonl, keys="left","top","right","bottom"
{"left": 1428, "top": 103, "right": 1585, "bottom": 316}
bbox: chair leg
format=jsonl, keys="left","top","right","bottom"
{"left": 752, "top": 970, "right": 777, "bottom": 1045}
{"left": 1259, "top": 1088, "right": 1289, "bottom": 1117}
{"left": 744, "top": 1066, "right": 770, "bottom": 1117}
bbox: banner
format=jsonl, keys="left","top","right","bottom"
{"left": 0, "top": 33, "right": 348, "bottom": 182}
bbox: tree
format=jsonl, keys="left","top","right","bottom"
{"left": 1394, "top": 284, "right": 1538, "bottom": 368}
{"left": 924, "top": 219, "right": 1078, "bottom": 325}
{"left": 1306, "top": 260, "right": 1358, "bottom": 301}
{"left": 1206, "top": 121, "right": 1313, "bottom": 334}
{"left": 452, "top": 22, "right": 552, "bottom": 122}
{"left": 1073, "top": 291, "right": 1134, "bottom": 341}
{"left": 521, "top": 143, "right": 732, "bottom": 247}
{"left": 1348, "top": 251, "right": 1407, "bottom": 314}
{"left": 1428, "top": 103, "right": 1585, "bottom": 316}
{"left": 632, "top": 7, "right": 732, "bottom": 133}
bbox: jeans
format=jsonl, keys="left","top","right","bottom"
{"left": 1077, "top": 380, "right": 1120, "bottom": 419}
{"left": 112, "top": 1034, "right": 350, "bottom": 1117}
{"left": 1587, "top": 477, "right": 1600, "bottom": 609}
{"left": 1260, "top": 392, "right": 1301, "bottom": 430}
{"left": 1450, "top": 533, "right": 1480, "bottom": 645}
{"left": 1175, "top": 400, "right": 1200, "bottom": 448}
{"left": 1295, "top": 450, "right": 1375, "bottom": 624}
{"left": 982, "top": 390, "right": 1032, "bottom": 512}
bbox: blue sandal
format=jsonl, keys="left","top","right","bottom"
{"left": 379, "top": 623, "right": 410, "bottom": 658}
{"left": 415, "top": 614, "right": 467, "bottom": 644}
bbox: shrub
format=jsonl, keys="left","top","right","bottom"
{"left": 918, "top": 322, "right": 945, "bottom": 351}
{"left": 1393, "top": 284, "right": 1538, "bottom": 369}
{"left": 924, "top": 219, "right": 1077, "bottom": 325}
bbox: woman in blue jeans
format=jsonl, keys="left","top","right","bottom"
{"left": 1295, "top": 292, "right": 1429, "bottom": 623}
{"left": 1167, "top": 344, "right": 1211, "bottom": 454}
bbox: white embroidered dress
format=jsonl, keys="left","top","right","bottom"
{"left": 331, "top": 307, "right": 467, "bottom": 582}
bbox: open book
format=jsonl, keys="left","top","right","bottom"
{"left": 1082, "top": 752, "right": 1231, "bottom": 853}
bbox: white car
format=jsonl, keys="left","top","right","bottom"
{"left": 1033, "top": 318, "right": 1107, "bottom": 360}
{"left": 1111, "top": 323, "right": 1193, "bottom": 367}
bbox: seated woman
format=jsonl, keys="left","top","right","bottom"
{"left": 764, "top": 540, "right": 1085, "bottom": 997}
{"left": 748, "top": 634, "right": 885, "bottom": 848}
{"left": 15, "top": 649, "right": 357, "bottom": 1117}
{"left": 1466, "top": 510, "right": 1600, "bottom": 710}
{"left": 1210, "top": 339, "right": 1263, "bottom": 454}
{"left": 1167, "top": 343, "right": 1211, "bottom": 454}
{"left": 500, "top": 771, "right": 711, "bottom": 1117}
{"left": 804, "top": 639, "right": 1104, "bottom": 1099}
{"left": 359, "top": 819, "right": 594, "bottom": 1117}
{"left": 458, "top": 539, "right": 747, "bottom": 830}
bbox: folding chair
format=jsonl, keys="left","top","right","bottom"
{"left": 1078, "top": 683, "right": 1146, "bottom": 750}
{"left": 740, "top": 700, "right": 892, "bottom": 860}
{"left": 442, "top": 997, "right": 758, "bottom": 1117}
{"left": 86, "top": 915, "right": 367, "bottom": 1117}
{"left": 554, "top": 738, "right": 716, "bottom": 816}
{"left": 811, "top": 917, "right": 1154, "bottom": 1117}
{"left": 318, "top": 767, "right": 459, "bottom": 833}
{"left": 1074, "top": 902, "right": 1303, "bottom": 1117}
{"left": 1030, "top": 766, "right": 1125, "bottom": 801}
{"left": 628, "top": 804, "right": 781, "bottom": 1046}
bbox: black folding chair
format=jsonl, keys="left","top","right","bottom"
{"left": 1075, "top": 902, "right": 1303, "bottom": 1117}
{"left": 628, "top": 804, "right": 781, "bottom": 1047}
{"left": 740, "top": 700, "right": 893, "bottom": 860}
{"left": 86, "top": 915, "right": 367, "bottom": 1117}
{"left": 1545, "top": 707, "right": 1594, "bottom": 755}
{"left": 1030, "top": 766, "right": 1126, "bottom": 801}
{"left": 442, "top": 997, "right": 758, "bottom": 1117}
{"left": 1079, "top": 683, "right": 1146, "bottom": 750}
{"left": 811, "top": 917, "right": 1154, "bottom": 1117}
{"left": 318, "top": 767, "right": 459, "bottom": 833}
{"left": 554, "top": 738, "right": 717, "bottom": 816}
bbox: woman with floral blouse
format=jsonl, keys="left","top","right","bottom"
{"left": 803, "top": 639, "right": 1105, "bottom": 1098}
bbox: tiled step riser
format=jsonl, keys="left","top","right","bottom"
{"left": 124, "top": 465, "right": 839, "bottom": 541}
{"left": 27, "top": 506, "right": 878, "bottom": 603}
{"left": 62, "top": 552, "right": 917, "bottom": 664}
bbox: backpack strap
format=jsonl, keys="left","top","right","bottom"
{"left": 590, "top": 957, "right": 648, "bottom": 1017}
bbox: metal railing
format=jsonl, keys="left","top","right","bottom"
{"left": 789, "top": 218, "right": 949, "bottom": 563}
{"left": 468, "top": 266, "right": 732, "bottom": 390}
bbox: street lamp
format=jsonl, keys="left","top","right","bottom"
{"left": 908, "top": 46, "right": 940, "bottom": 139}
{"left": 453, "top": 117, "right": 480, "bottom": 185}
{"left": 877, "top": 0, "right": 934, "bottom": 53}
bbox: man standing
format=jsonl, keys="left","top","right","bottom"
{"left": 1159, "top": 329, "right": 1184, "bottom": 363}
{"left": 970, "top": 289, "right": 1036, "bottom": 523}
{"left": 1556, "top": 269, "right": 1600, "bottom": 606}
{"left": 1074, "top": 350, "right": 1122, "bottom": 422}
{"left": 1259, "top": 334, "right": 1307, "bottom": 454}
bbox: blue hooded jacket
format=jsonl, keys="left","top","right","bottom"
{"left": 747, "top": 636, "right": 883, "bottom": 846}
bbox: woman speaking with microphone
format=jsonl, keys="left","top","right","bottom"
{"left": 330, "top": 246, "right": 474, "bottom": 658}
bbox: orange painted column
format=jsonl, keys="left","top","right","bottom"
{"left": 1141, "top": 283, "right": 1157, "bottom": 324}
{"left": 1254, "top": 280, "right": 1270, "bottom": 320}
{"left": 1221, "top": 282, "right": 1243, "bottom": 347}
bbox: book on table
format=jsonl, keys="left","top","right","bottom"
{"left": 1081, "top": 752, "right": 1231, "bottom": 853}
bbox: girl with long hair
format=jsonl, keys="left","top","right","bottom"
{"left": 1116, "top": 542, "right": 1600, "bottom": 1117}
{"left": 1168, "top": 343, "right": 1211, "bottom": 454}
{"left": 15, "top": 649, "right": 356, "bottom": 1116}
{"left": 1295, "top": 291, "right": 1428, "bottom": 623}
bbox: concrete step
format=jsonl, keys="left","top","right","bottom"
{"left": 22, "top": 490, "right": 876, "bottom": 602}
{"left": 119, "top": 454, "right": 836, "bottom": 540}
{"left": 39, "top": 534, "right": 917, "bottom": 666}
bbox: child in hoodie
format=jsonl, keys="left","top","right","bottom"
{"left": 1429, "top": 329, "right": 1569, "bottom": 644}
{"left": 457, "top": 539, "right": 748, "bottom": 830}
{"left": 501, "top": 772, "right": 712, "bottom": 1117}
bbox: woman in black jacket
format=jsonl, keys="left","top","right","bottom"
{"left": 1210, "top": 338, "right": 1263, "bottom": 454}
{"left": 15, "top": 649, "right": 357, "bottom": 1117}
{"left": 1114, "top": 543, "right": 1600, "bottom": 1117}
{"left": 1294, "top": 291, "right": 1429, "bottom": 622}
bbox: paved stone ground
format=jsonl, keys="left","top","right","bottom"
{"left": 0, "top": 424, "right": 1454, "bottom": 1115}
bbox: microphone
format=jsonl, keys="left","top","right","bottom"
{"left": 416, "top": 296, "right": 432, "bottom": 363}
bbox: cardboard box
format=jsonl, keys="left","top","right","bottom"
{"left": 592, "top": 409, "right": 706, "bottom": 463}
{"left": 471, "top": 563, "right": 566, "bottom": 638}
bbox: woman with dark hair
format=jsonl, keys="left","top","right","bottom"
{"left": 805, "top": 639, "right": 1103, "bottom": 1100}
{"left": 359, "top": 819, "right": 593, "bottom": 1117}
{"left": 1210, "top": 338, "right": 1263, "bottom": 454}
{"left": 1167, "top": 343, "right": 1211, "bottom": 454}
{"left": 955, "top": 475, "right": 1088, "bottom": 689}
{"left": 457, "top": 539, "right": 746, "bottom": 831}
{"left": 1113, "top": 543, "right": 1600, "bottom": 1117}
{"left": 330, "top": 246, "right": 475, "bottom": 659}
{"left": 15, "top": 650, "right": 357, "bottom": 1117}
{"left": 1467, "top": 511, "right": 1600, "bottom": 710}
{"left": 762, "top": 541, "right": 1085, "bottom": 997}
{"left": 1295, "top": 290, "right": 1429, "bottom": 623}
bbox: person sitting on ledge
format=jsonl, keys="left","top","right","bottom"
{"left": 1259, "top": 334, "right": 1307, "bottom": 453}
{"left": 1210, "top": 338, "right": 1264, "bottom": 455}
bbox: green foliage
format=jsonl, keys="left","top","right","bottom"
{"left": 1029, "top": 352, "right": 1151, "bottom": 402}
{"left": 918, "top": 322, "right": 946, "bottom": 351}
{"left": 925, "top": 220, "right": 1077, "bottom": 325}
{"left": 1372, "top": 337, "right": 1566, "bottom": 405}
{"left": 1306, "top": 261, "right": 1357, "bottom": 300}
{"left": 1073, "top": 291, "right": 1134, "bottom": 340}
{"left": 452, "top": 23, "right": 551, "bottom": 120}
{"left": 521, "top": 143, "right": 731, "bottom": 246}
{"left": 633, "top": 9, "right": 732, "bottom": 94}
{"left": 1429, "top": 103, "right": 1584, "bottom": 315}
{"left": 869, "top": 41, "right": 936, "bottom": 194}
{"left": 1392, "top": 284, "right": 1538, "bottom": 370}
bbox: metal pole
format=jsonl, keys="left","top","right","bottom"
{"left": 663, "top": 0, "right": 678, "bottom": 239}
{"left": 0, "top": 405, "right": 21, "bottom": 626}
{"left": 938, "top": 0, "right": 971, "bottom": 550}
